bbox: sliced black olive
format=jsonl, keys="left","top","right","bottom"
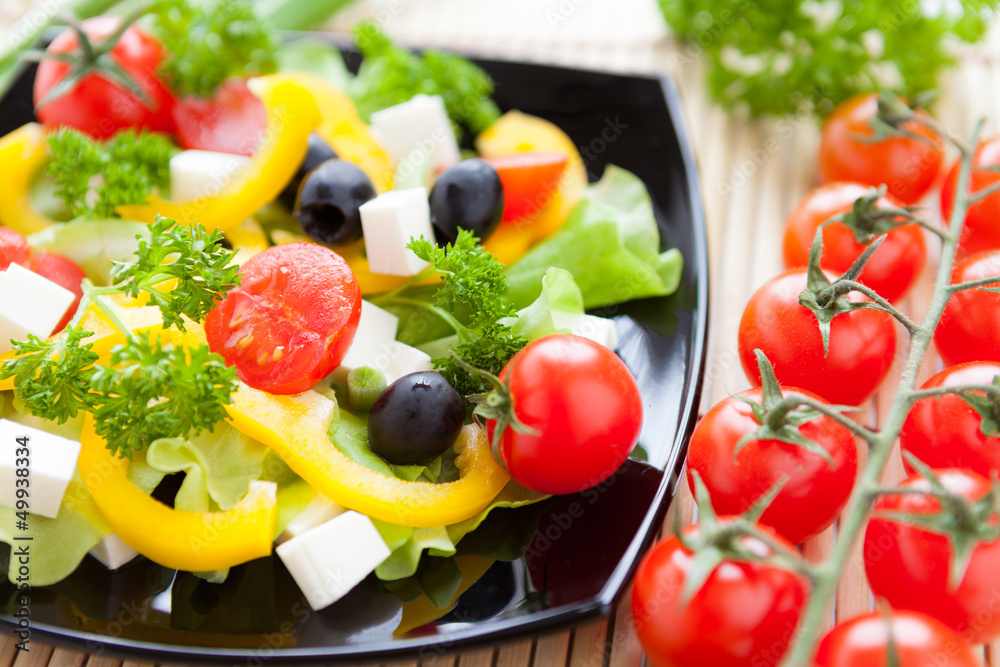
{"left": 367, "top": 371, "right": 465, "bottom": 465}
{"left": 294, "top": 158, "right": 375, "bottom": 246}
{"left": 429, "top": 158, "right": 504, "bottom": 246}
{"left": 278, "top": 133, "right": 338, "bottom": 210}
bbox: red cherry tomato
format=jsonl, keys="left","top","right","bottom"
{"left": 486, "top": 334, "right": 642, "bottom": 495}
{"left": 33, "top": 17, "right": 176, "bottom": 139}
{"left": 782, "top": 182, "right": 926, "bottom": 303}
{"left": 204, "top": 243, "right": 361, "bottom": 395}
{"left": 686, "top": 387, "right": 858, "bottom": 545}
{"left": 738, "top": 269, "right": 897, "bottom": 406}
{"left": 863, "top": 468, "right": 1000, "bottom": 644}
{"left": 0, "top": 227, "right": 30, "bottom": 271}
{"left": 171, "top": 78, "right": 267, "bottom": 156}
{"left": 940, "top": 137, "right": 1000, "bottom": 260}
{"left": 934, "top": 250, "right": 1000, "bottom": 367}
{"left": 814, "top": 610, "right": 980, "bottom": 667}
{"left": 901, "top": 362, "right": 1000, "bottom": 477}
{"left": 482, "top": 153, "right": 567, "bottom": 222}
{"left": 26, "top": 252, "right": 86, "bottom": 334}
{"left": 631, "top": 526, "right": 808, "bottom": 667}
{"left": 818, "top": 93, "right": 943, "bottom": 205}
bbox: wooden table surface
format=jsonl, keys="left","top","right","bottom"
{"left": 4, "top": 1, "right": 1000, "bottom": 665}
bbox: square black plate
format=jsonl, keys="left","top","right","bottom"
{"left": 0, "top": 43, "right": 708, "bottom": 663}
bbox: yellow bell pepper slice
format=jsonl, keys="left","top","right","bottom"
{"left": 117, "top": 75, "right": 322, "bottom": 233}
{"left": 0, "top": 123, "right": 57, "bottom": 235}
{"left": 281, "top": 72, "right": 394, "bottom": 193}
{"left": 336, "top": 240, "right": 440, "bottom": 295}
{"left": 224, "top": 383, "right": 510, "bottom": 528}
{"left": 78, "top": 413, "right": 277, "bottom": 572}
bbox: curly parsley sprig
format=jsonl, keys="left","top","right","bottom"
{"left": 0, "top": 217, "right": 240, "bottom": 458}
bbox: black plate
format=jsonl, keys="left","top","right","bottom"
{"left": 0, "top": 43, "right": 708, "bottom": 663}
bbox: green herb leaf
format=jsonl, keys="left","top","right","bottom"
{"left": 658, "top": 0, "right": 1000, "bottom": 117}
{"left": 111, "top": 216, "right": 240, "bottom": 331}
{"left": 149, "top": 0, "right": 279, "bottom": 99}
{"left": 90, "top": 334, "right": 238, "bottom": 459}
{"left": 47, "top": 127, "right": 175, "bottom": 219}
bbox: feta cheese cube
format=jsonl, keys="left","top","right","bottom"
{"left": 335, "top": 300, "right": 400, "bottom": 378}
{"left": 277, "top": 494, "right": 347, "bottom": 544}
{"left": 369, "top": 94, "right": 460, "bottom": 171}
{"left": 552, "top": 312, "right": 619, "bottom": 350}
{"left": 170, "top": 150, "right": 251, "bottom": 204}
{"left": 378, "top": 341, "right": 434, "bottom": 383}
{"left": 0, "top": 263, "right": 76, "bottom": 353}
{"left": 90, "top": 534, "right": 139, "bottom": 570}
{"left": 276, "top": 510, "right": 391, "bottom": 610}
{"left": 359, "top": 187, "right": 434, "bottom": 276}
{"left": 0, "top": 419, "right": 81, "bottom": 518}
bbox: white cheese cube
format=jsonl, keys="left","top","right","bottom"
{"left": 552, "top": 312, "right": 619, "bottom": 350}
{"left": 276, "top": 510, "right": 391, "bottom": 610}
{"left": 170, "top": 150, "right": 251, "bottom": 204}
{"left": 359, "top": 187, "right": 434, "bottom": 276}
{"left": 379, "top": 341, "right": 435, "bottom": 383}
{"left": 89, "top": 534, "right": 139, "bottom": 570}
{"left": 334, "top": 300, "right": 400, "bottom": 380}
{"left": 277, "top": 495, "right": 347, "bottom": 545}
{"left": 0, "top": 419, "right": 81, "bottom": 519}
{"left": 0, "top": 263, "right": 76, "bottom": 353}
{"left": 369, "top": 94, "right": 460, "bottom": 171}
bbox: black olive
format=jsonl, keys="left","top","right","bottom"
{"left": 278, "top": 133, "right": 338, "bottom": 210}
{"left": 429, "top": 158, "right": 504, "bottom": 246}
{"left": 294, "top": 158, "right": 376, "bottom": 246}
{"left": 368, "top": 371, "right": 465, "bottom": 465}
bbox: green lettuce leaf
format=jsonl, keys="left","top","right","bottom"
{"left": 277, "top": 37, "right": 352, "bottom": 90}
{"left": 0, "top": 474, "right": 110, "bottom": 586}
{"left": 329, "top": 407, "right": 438, "bottom": 482}
{"left": 504, "top": 266, "right": 584, "bottom": 340}
{"left": 504, "top": 166, "right": 683, "bottom": 309}
{"left": 27, "top": 219, "right": 150, "bottom": 285}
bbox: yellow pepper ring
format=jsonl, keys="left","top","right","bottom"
{"left": 0, "top": 123, "right": 57, "bottom": 235}
{"left": 116, "top": 75, "right": 322, "bottom": 233}
{"left": 225, "top": 384, "right": 511, "bottom": 527}
{"left": 78, "top": 413, "right": 277, "bottom": 572}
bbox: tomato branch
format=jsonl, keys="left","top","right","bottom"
{"left": 832, "top": 279, "right": 921, "bottom": 334}
{"left": 947, "top": 273, "right": 1000, "bottom": 294}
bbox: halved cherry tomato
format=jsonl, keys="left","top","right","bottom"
{"left": 863, "top": 468, "right": 1000, "bottom": 644}
{"left": 33, "top": 16, "right": 176, "bottom": 139}
{"left": 0, "top": 227, "right": 30, "bottom": 270}
{"left": 631, "top": 525, "right": 808, "bottom": 667}
{"left": 934, "top": 250, "right": 1000, "bottom": 367}
{"left": 818, "top": 93, "right": 943, "bottom": 205}
{"left": 204, "top": 243, "right": 361, "bottom": 395}
{"left": 26, "top": 251, "right": 86, "bottom": 333}
{"left": 782, "top": 182, "right": 926, "bottom": 303}
{"left": 901, "top": 362, "right": 1000, "bottom": 477}
{"left": 737, "top": 269, "right": 897, "bottom": 406}
{"left": 941, "top": 137, "right": 1000, "bottom": 260}
{"left": 483, "top": 153, "right": 567, "bottom": 222}
{"left": 486, "top": 334, "right": 642, "bottom": 495}
{"left": 171, "top": 78, "right": 267, "bottom": 156}
{"left": 814, "top": 611, "right": 980, "bottom": 667}
{"left": 686, "top": 386, "right": 857, "bottom": 545}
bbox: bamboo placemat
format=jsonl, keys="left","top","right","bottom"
{"left": 3, "top": 1, "right": 1000, "bottom": 665}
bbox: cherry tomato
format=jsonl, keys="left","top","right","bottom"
{"left": 940, "top": 137, "right": 1000, "bottom": 260}
{"left": 782, "top": 182, "right": 926, "bottom": 303}
{"left": 486, "top": 334, "right": 642, "bottom": 495}
{"left": 26, "top": 251, "right": 86, "bottom": 334}
{"left": 818, "top": 93, "right": 943, "bottom": 205}
{"left": 33, "top": 17, "right": 176, "bottom": 139}
{"left": 934, "top": 250, "right": 1000, "bottom": 367}
{"left": 0, "top": 227, "right": 30, "bottom": 271}
{"left": 204, "top": 243, "right": 361, "bottom": 395}
{"left": 738, "top": 269, "right": 897, "bottom": 406}
{"left": 631, "top": 526, "right": 808, "bottom": 667}
{"left": 814, "top": 610, "right": 980, "bottom": 667}
{"left": 171, "top": 78, "right": 267, "bottom": 156}
{"left": 483, "top": 153, "right": 567, "bottom": 222}
{"left": 864, "top": 468, "right": 1000, "bottom": 644}
{"left": 686, "top": 387, "right": 857, "bottom": 545}
{"left": 901, "top": 362, "right": 1000, "bottom": 477}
